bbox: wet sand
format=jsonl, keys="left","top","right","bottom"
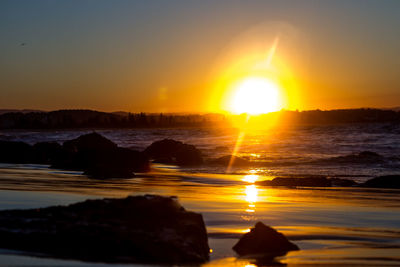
{"left": 0, "top": 164, "right": 399, "bottom": 266}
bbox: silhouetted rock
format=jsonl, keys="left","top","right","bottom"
{"left": 0, "top": 140, "right": 33, "bottom": 163}
{"left": 330, "top": 178, "right": 358, "bottom": 187}
{"left": 210, "top": 155, "right": 250, "bottom": 166}
{"left": 32, "top": 142, "right": 64, "bottom": 164}
{"left": 63, "top": 132, "right": 117, "bottom": 152}
{"left": 52, "top": 133, "right": 149, "bottom": 178}
{"left": 52, "top": 132, "right": 118, "bottom": 170}
{"left": 256, "top": 176, "right": 331, "bottom": 187}
{"left": 144, "top": 139, "right": 203, "bottom": 166}
{"left": 319, "top": 151, "right": 385, "bottom": 165}
{"left": 84, "top": 147, "right": 150, "bottom": 178}
{"left": 358, "top": 151, "right": 381, "bottom": 158}
{"left": 0, "top": 195, "right": 209, "bottom": 264}
{"left": 233, "top": 222, "right": 299, "bottom": 259}
{"left": 362, "top": 175, "right": 400, "bottom": 189}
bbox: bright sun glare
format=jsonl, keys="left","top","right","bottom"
{"left": 230, "top": 77, "right": 281, "bottom": 115}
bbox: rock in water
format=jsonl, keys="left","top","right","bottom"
{"left": 0, "top": 140, "right": 33, "bottom": 163}
{"left": 363, "top": 175, "right": 400, "bottom": 189}
{"left": 257, "top": 176, "right": 331, "bottom": 187}
{"left": 52, "top": 132, "right": 150, "bottom": 178}
{"left": 84, "top": 147, "right": 150, "bottom": 178}
{"left": 144, "top": 139, "right": 203, "bottom": 166}
{"left": 319, "top": 151, "right": 385, "bottom": 165}
{"left": 63, "top": 132, "right": 117, "bottom": 152}
{"left": 32, "top": 141, "right": 64, "bottom": 164}
{"left": 330, "top": 178, "right": 358, "bottom": 187}
{"left": 0, "top": 195, "right": 210, "bottom": 264}
{"left": 233, "top": 222, "right": 299, "bottom": 258}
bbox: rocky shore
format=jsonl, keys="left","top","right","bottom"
{"left": 0, "top": 133, "right": 203, "bottom": 179}
{"left": 0, "top": 133, "right": 399, "bottom": 188}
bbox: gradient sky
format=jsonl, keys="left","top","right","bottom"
{"left": 0, "top": 0, "right": 399, "bottom": 112}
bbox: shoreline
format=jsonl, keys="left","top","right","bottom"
{"left": 0, "top": 163, "right": 399, "bottom": 265}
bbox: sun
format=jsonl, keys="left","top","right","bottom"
{"left": 229, "top": 77, "right": 282, "bottom": 115}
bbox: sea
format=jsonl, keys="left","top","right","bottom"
{"left": 0, "top": 123, "right": 399, "bottom": 266}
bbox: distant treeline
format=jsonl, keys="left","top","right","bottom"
{"left": 0, "top": 108, "right": 398, "bottom": 129}
{"left": 278, "top": 108, "right": 400, "bottom": 125}
{"left": 0, "top": 110, "right": 226, "bottom": 129}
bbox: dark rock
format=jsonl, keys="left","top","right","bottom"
{"left": 32, "top": 142, "right": 65, "bottom": 164}
{"left": 210, "top": 155, "right": 250, "bottom": 166}
{"left": 0, "top": 195, "right": 209, "bottom": 264}
{"left": 51, "top": 133, "right": 150, "bottom": 178}
{"left": 84, "top": 147, "right": 150, "bottom": 178}
{"left": 0, "top": 140, "right": 33, "bottom": 163}
{"left": 0, "top": 133, "right": 150, "bottom": 178}
{"left": 144, "top": 139, "right": 203, "bottom": 166}
{"left": 50, "top": 149, "right": 90, "bottom": 171}
{"left": 52, "top": 133, "right": 118, "bottom": 170}
{"left": 63, "top": 132, "right": 117, "bottom": 152}
{"left": 362, "top": 175, "right": 400, "bottom": 189}
{"left": 256, "top": 180, "right": 273, "bottom": 186}
{"left": 358, "top": 151, "right": 381, "bottom": 158}
{"left": 319, "top": 151, "right": 385, "bottom": 165}
{"left": 256, "top": 176, "right": 331, "bottom": 187}
{"left": 233, "top": 222, "right": 299, "bottom": 258}
{"left": 329, "top": 178, "right": 358, "bottom": 187}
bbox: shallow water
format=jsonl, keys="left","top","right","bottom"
{"left": 0, "top": 124, "right": 399, "bottom": 265}
{"left": 0, "top": 164, "right": 399, "bottom": 266}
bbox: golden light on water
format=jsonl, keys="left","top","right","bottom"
{"left": 245, "top": 185, "right": 258, "bottom": 203}
{"left": 243, "top": 172, "right": 260, "bottom": 213}
{"left": 244, "top": 184, "right": 258, "bottom": 214}
{"left": 228, "top": 77, "right": 282, "bottom": 115}
{"left": 242, "top": 174, "right": 258, "bottom": 183}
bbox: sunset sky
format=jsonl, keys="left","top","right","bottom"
{"left": 1, "top": 0, "right": 399, "bottom": 113}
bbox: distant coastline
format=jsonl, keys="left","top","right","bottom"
{"left": 0, "top": 108, "right": 399, "bottom": 129}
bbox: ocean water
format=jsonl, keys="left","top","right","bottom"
{"left": 0, "top": 123, "right": 399, "bottom": 266}
{"left": 1, "top": 123, "right": 399, "bottom": 180}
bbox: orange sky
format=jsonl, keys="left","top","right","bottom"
{"left": 0, "top": 1, "right": 399, "bottom": 113}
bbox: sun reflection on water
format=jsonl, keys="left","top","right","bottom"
{"left": 242, "top": 174, "right": 258, "bottom": 183}
{"left": 245, "top": 185, "right": 258, "bottom": 203}
{"left": 244, "top": 184, "right": 258, "bottom": 213}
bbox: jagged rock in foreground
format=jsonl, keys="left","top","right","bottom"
{"left": 233, "top": 222, "right": 299, "bottom": 260}
{"left": 144, "top": 139, "right": 203, "bottom": 166}
{"left": 363, "top": 175, "right": 400, "bottom": 189}
{"left": 0, "top": 195, "right": 210, "bottom": 264}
